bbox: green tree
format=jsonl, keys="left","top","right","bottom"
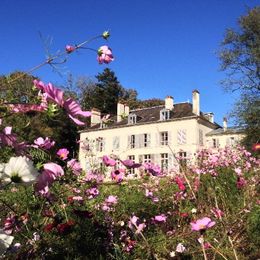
{"left": 79, "top": 68, "right": 138, "bottom": 114}
{"left": 219, "top": 7, "right": 260, "bottom": 149}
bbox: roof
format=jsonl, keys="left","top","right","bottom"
{"left": 206, "top": 127, "right": 245, "bottom": 136}
{"left": 81, "top": 102, "right": 220, "bottom": 133}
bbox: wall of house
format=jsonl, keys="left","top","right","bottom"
{"left": 206, "top": 132, "right": 245, "bottom": 149}
{"left": 79, "top": 118, "right": 215, "bottom": 171}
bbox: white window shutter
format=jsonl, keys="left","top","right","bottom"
{"left": 147, "top": 133, "right": 151, "bottom": 147}
{"left": 127, "top": 135, "right": 131, "bottom": 148}
{"left": 168, "top": 131, "right": 172, "bottom": 146}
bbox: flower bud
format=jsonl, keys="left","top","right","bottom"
{"left": 65, "top": 45, "right": 76, "bottom": 54}
{"left": 102, "top": 31, "right": 110, "bottom": 40}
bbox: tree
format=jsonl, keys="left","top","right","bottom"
{"left": 79, "top": 68, "right": 138, "bottom": 114}
{"left": 219, "top": 7, "right": 260, "bottom": 149}
{"left": 219, "top": 7, "right": 260, "bottom": 93}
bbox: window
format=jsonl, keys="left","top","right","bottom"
{"left": 160, "top": 131, "right": 168, "bottom": 146}
{"left": 128, "top": 155, "right": 135, "bottom": 175}
{"left": 161, "top": 153, "right": 168, "bottom": 171}
{"left": 128, "top": 114, "right": 137, "bottom": 124}
{"left": 144, "top": 154, "right": 151, "bottom": 163}
{"left": 143, "top": 133, "right": 151, "bottom": 147}
{"left": 226, "top": 136, "right": 236, "bottom": 147}
{"left": 178, "top": 151, "right": 187, "bottom": 170}
{"left": 113, "top": 136, "right": 120, "bottom": 150}
{"left": 177, "top": 129, "right": 187, "bottom": 145}
{"left": 212, "top": 138, "right": 219, "bottom": 148}
{"left": 100, "top": 121, "right": 107, "bottom": 129}
{"left": 199, "top": 129, "right": 203, "bottom": 146}
{"left": 96, "top": 137, "right": 105, "bottom": 152}
{"left": 160, "top": 109, "right": 170, "bottom": 121}
{"left": 130, "top": 135, "right": 135, "bottom": 148}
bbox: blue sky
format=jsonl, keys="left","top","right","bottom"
{"left": 0, "top": 0, "right": 258, "bottom": 125}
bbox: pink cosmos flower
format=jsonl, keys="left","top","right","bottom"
{"left": 143, "top": 162, "right": 162, "bottom": 176}
{"left": 121, "top": 159, "right": 142, "bottom": 169}
{"left": 252, "top": 143, "right": 260, "bottom": 151}
{"left": 97, "top": 45, "right": 114, "bottom": 64}
{"left": 111, "top": 169, "right": 124, "bottom": 183}
{"left": 128, "top": 215, "right": 146, "bottom": 234}
{"left": 102, "top": 155, "right": 116, "bottom": 167}
{"left": 63, "top": 98, "right": 91, "bottom": 125}
{"left": 33, "top": 137, "right": 55, "bottom": 150}
{"left": 35, "top": 163, "right": 64, "bottom": 196}
{"left": 67, "top": 159, "right": 82, "bottom": 175}
{"left": 65, "top": 45, "right": 76, "bottom": 53}
{"left": 57, "top": 148, "right": 69, "bottom": 160}
{"left": 237, "top": 177, "right": 247, "bottom": 189}
{"left": 105, "top": 195, "right": 118, "bottom": 205}
{"left": 176, "top": 243, "right": 186, "bottom": 253}
{"left": 33, "top": 80, "right": 91, "bottom": 125}
{"left": 7, "top": 103, "right": 47, "bottom": 113}
{"left": 85, "top": 187, "right": 99, "bottom": 199}
{"left": 174, "top": 176, "right": 186, "bottom": 191}
{"left": 211, "top": 208, "right": 224, "bottom": 219}
{"left": 154, "top": 214, "right": 167, "bottom": 223}
{"left": 191, "top": 217, "right": 216, "bottom": 231}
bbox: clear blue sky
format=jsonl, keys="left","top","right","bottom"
{"left": 0, "top": 0, "right": 258, "bottom": 125}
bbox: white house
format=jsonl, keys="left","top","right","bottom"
{"left": 79, "top": 90, "right": 244, "bottom": 172}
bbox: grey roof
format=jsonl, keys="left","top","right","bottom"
{"left": 206, "top": 127, "right": 245, "bottom": 136}
{"left": 81, "top": 102, "right": 220, "bottom": 133}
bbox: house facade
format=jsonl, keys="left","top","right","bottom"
{"left": 79, "top": 90, "right": 244, "bottom": 172}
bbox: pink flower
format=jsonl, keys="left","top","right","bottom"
{"left": 237, "top": 177, "right": 247, "bottom": 189}
{"left": 211, "top": 208, "right": 224, "bottom": 219}
{"left": 35, "top": 163, "right": 64, "bottom": 196}
{"left": 191, "top": 217, "right": 216, "bottom": 231}
{"left": 97, "top": 45, "right": 114, "bottom": 64}
{"left": 174, "top": 176, "right": 186, "bottom": 191}
{"left": 121, "top": 159, "right": 142, "bottom": 169}
{"left": 85, "top": 187, "right": 99, "bottom": 199}
{"left": 57, "top": 148, "right": 69, "bottom": 160}
{"left": 33, "top": 137, "right": 55, "bottom": 150}
{"left": 7, "top": 103, "right": 47, "bottom": 113}
{"left": 63, "top": 98, "right": 91, "bottom": 126}
{"left": 176, "top": 243, "right": 186, "bottom": 253}
{"left": 67, "top": 159, "right": 82, "bottom": 175}
{"left": 111, "top": 169, "right": 124, "bottom": 183}
{"left": 105, "top": 195, "right": 118, "bottom": 205}
{"left": 102, "top": 155, "right": 116, "bottom": 167}
{"left": 143, "top": 162, "right": 162, "bottom": 176}
{"left": 154, "top": 214, "right": 167, "bottom": 223}
{"left": 252, "top": 143, "right": 260, "bottom": 151}
{"left": 65, "top": 45, "right": 76, "bottom": 53}
{"left": 33, "top": 80, "right": 91, "bottom": 125}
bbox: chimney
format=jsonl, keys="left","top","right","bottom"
{"left": 91, "top": 108, "right": 101, "bottom": 126}
{"left": 165, "top": 96, "right": 174, "bottom": 110}
{"left": 117, "top": 102, "right": 125, "bottom": 122}
{"left": 223, "top": 117, "right": 227, "bottom": 131}
{"left": 124, "top": 105, "right": 130, "bottom": 117}
{"left": 192, "top": 89, "right": 200, "bottom": 116}
{"left": 204, "top": 112, "right": 214, "bottom": 123}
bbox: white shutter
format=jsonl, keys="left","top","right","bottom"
{"left": 155, "top": 133, "right": 160, "bottom": 147}
{"left": 147, "top": 133, "right": 151, "bottom": 147}
{"left": 127, "top": 135, "right": 131, "bottom": 149}
{"left": 177, "top": 130, "right": 186, "bottom": 144}
{"left": 103, "top": 139, "right": 106, "bottom": 152}
{"left": 168, "top": 131, "right": 172, "bottom": 146}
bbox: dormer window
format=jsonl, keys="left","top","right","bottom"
{"left": 160, "top": 109, "right": 170, "bottom": 121}
{"left": 128, "top": 113, "right": 137, "bottom": 124}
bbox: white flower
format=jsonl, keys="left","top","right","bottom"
{"left": 191, "top": 208, "right": 197, "bottom": 214}
{"left": 1, "top": 156, "right": 39, "bottom": 184}
{"left": 0, "top": 228, "right": 14, "bottom": 255}
{"left": 169, "top": 251, "right": 176, "bottom": 257}
{"left": 176, "top": 243, "right": 186, "bottom": 253}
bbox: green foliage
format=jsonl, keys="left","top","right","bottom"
{"left": 219, "top": 7, "right": 260, "bottom": 149}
